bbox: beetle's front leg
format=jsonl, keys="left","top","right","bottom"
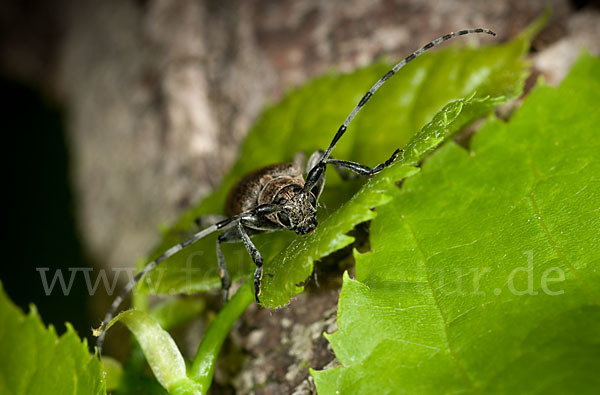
{"left": 308, "top": 149, "right": 359, "bottom": 181}
{"left": 233, "top": 204, "right": 283, "bottom": 302}
{"left": 211, "top": 204, "right": 281, "bottom": 303}
{"left": 326, "top": 148, "right": 401, "bottom": 176}
{"left": 237, "top": 222, "right": 264, "bottom": 302}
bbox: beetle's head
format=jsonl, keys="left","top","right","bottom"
{"left": 274, "top": 185, "right": 318, "bottom": 235}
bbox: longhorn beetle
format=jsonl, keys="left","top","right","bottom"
{"left": 96, "top": 28, "right": 496, "bottom": 354}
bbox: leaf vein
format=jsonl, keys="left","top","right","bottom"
{"left": 528, "top": 165, "right": 600, "bottom": 304}
{"left": 402, "top": 216, "right": 478, "bottom": 390}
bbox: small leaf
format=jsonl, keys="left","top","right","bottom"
{"left": 105, "top": 310, "right": 201, "bottom": 393}
{"left": 312, "top": 53, "right": 600, "bottom": 393}
{"left": 0, "top": 281, "right": 105, "bottom": 394}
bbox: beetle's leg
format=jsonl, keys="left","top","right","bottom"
{"left": 218, "top": 203, "right": 282, "bottom": 303}
{"left": 194, "top": 214, "right": 228, "bottom": 229}
{"left": 215, "top": 230, "right": 234, "bottom": 301}
{"left": 236, "top": 221, "right": 264, "bottom": 303}
{"left": 194, "top": 215, "right": 233, "bottom": 301}
{"left": 314, "top": 150, "right": 358, "bottom": 181}
{"left": 214, "top": 204, "right": 282, "bottom": 302}
{"left": 326, "top": 148, "right": 402, "bottom": 176}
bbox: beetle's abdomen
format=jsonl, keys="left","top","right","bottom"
{"left": 225, "top": 162, "right": 304, "bottom": 216}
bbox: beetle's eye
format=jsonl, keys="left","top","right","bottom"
{"left": 308, "top": 192, "right": 317, "bottom": 207}
{"left": 277, "top": 212, "right": 291, "bottom": 227}
{"left": 277, "top": 197, "right": 287, "bottom": 205}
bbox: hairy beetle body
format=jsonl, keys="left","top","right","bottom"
{"left": 226, "top": 162, "right": 303, "bottom": 216}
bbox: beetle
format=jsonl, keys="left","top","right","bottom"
{"left": 96, "top": 28, "right": 496, "bottom": 354}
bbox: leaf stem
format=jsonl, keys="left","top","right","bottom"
{"left": 189, "top": 279, "right": 254, "bottom": 391}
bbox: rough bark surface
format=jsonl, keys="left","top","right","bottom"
{"left": 2, "top": 0, "right": 599, "bottom": 393}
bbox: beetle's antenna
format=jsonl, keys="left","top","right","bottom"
{"left": 304, "top": 28, "right": 495, "bottom": 192}
{"left": 95, "top": 222, "right": 224, "bottom": 356}
{"left": 323, "top": 28, "right": 495, "bottom": 162}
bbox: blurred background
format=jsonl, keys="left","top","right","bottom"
{"left": 1, "top": 0, "right": 598, "bottom": 392}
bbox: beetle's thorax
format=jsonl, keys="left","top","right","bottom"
{"left": 225, "top": 162, "right": 304, "bottom": 217}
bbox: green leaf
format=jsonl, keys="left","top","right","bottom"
{"left": 104, "top": 310, "right": 201, "bottom": 394}
{"left": 260, "top": 94, "right": 505, "bottom": 307}
{"left": 140, "top": 31, "right": 532, "bottom": 300}
{"left": 0, "top": 281, "right": 105, "bottom": 395}
{"left": 312, "top": 53, "right": 600, "bottom": 393}
{"left": 108, "top": 298, "right": 204, "bottom": 394}
{"left": 112, "top": 282, "right": 253, "bottom": 395}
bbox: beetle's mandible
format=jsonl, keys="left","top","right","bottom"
{"left": 96, "top": 28, "right": 496, "bottom": 354}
